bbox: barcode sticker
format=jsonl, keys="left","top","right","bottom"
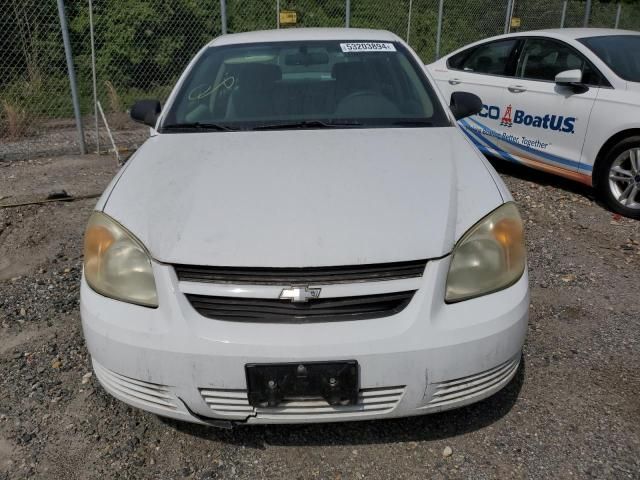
{"left": 340, "top": 42, "right": 396, "bottom": 53}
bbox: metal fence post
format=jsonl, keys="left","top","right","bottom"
{"left": 89, "top": 0, "right": 98, "bottom": 154}
{"left": 220, "top": 0, "right": 227, "bottom": 34}
{"left": 504, "top": 0, "right": 514, "bottom": 34}
{"left": 345, "top": 0, "right": 351, "bottom": 28}
{"left": 435, "top": 0, "right": 444, "bottom": 61}
{"left": 560, "top": 0, "right": 568, "bottom": 28}
{"left": 277, "top": 0, "right": 280, "bottom": 28}
{"left": 406, "top": 0, "right": 413, "bottom": 42}
{"left": 615, "top": 2, "right": 621, "bottom": 29}
{"left": 56, "top": 0, "right": 86, "bottom": 155}
{"left": 583, "top": 0, "right": 592, "bottom": 27}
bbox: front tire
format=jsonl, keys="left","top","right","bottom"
{"left": 595, "top": 136, "right": 640, "bottom": 220}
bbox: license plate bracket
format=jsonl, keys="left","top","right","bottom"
{"left": 245, "top": 361, "right": 359, "bottom": 408}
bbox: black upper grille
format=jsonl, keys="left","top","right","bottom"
{"left": 186, "top": 291, "right": 416, "bottom": 323}
{"left": 174, "top": 260, "right": 427, "bottom": 285}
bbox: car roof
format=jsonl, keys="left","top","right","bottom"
{"left": 439, "top": 27, "right": 639, "bottom": 60}
{"left": 208, "top": 28, "right": 401, "bottom": 47}
{"left": 509, "top": 28, "right": 639, "bottom": 40}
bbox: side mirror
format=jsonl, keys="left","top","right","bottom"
{"left": 130, "top": 100, "right": 161, "bottom": 128}
{"left": 450, "top": 91, "right": 483, "bottom": 120}
{"left": 555, "top": 69, "right": 582, "bottom": 85}
{"left": 555, "top": 69, "right": 588, "bottom": 93}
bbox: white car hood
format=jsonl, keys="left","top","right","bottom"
{"left": 102, "top": 127, "right": 504, "bottom": 267}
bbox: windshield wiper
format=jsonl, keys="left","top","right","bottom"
{"left": 160, "top": 122, "right": 237, "bottom": 132}
{"left": 252, "top": 120, "right": 363, "bottom": 131}
{"left": 391, "top": 119, "right": 434, "bottom": 127}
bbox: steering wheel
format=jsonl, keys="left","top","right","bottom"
{"left": 339, "top": 90, "right": 382, "bottom": 104}
{"left": 336, "top": 90, "right": 399, "bottom": 117}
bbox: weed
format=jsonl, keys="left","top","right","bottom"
{"left": 104, "top": 80, "right": 123, "bottom": 113}
{"left": 1, "top": 101, "right": 29, "bottom": 139}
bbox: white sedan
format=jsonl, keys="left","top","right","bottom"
{"left": 428, "top": 29, "right": 640, "bottom": 219}
{"left": 81, "top": 28, "right": 528, "bottom": 426}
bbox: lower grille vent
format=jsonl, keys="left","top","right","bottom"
{"left": 426, "top": 356, "right": 520, "bottom": 409}
{"left": 200, "top": 386, "right": 406, "bottom": 419}
{"left": 93, "top": 360, "right": 178, "bottom": 411}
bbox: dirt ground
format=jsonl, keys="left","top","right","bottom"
{"left": 0, "top": 116, "right": 149, "bottom": 162}
{"left": 0, "top": 153, "right": 638, "bottom": 480}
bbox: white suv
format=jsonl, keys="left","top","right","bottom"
{"left": 81, "top": 28, "right": 528, "bottom": 426}
{"left": 428, "top": 29, "right": 640, "bottom": 219}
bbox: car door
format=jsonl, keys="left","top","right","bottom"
{"left": 429, "top": 38, "right": 520, "bottom": 158}
{"left": 502, "top": 37, "right": 602, "bottom": 181}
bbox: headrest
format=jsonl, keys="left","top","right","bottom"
{"left": 524, "top": 55, "right": 544, "bottom": 69}
{"left": 476, "top": 55, "right": 493, "bottom": 69}
{"left": 332, "top": 62, "right": 369, "bottom": 81}
{"left": 238, "top": 63, "right": 282, "bottom": 91}
{"left": 285, "top": 51, "right": 329, "bottom": 66}
{"left": 565, "top": 54, "right": 582, "bottom": 70}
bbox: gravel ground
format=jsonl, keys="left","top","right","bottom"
{"left": 0, "top": 154, "right": 639, "bottom": 479}
{"left": 0, "top": 117, "right": 148, "bottom": 162}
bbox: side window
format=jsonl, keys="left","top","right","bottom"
{"left": 448, "top": 39, "right": 517, "bottom": 76}
{"left": 516, "top": 38, "right": 603, "bottom": 86}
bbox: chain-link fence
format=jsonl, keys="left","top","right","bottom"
{"left": 1, "top": 0, "right": 639, "bottom": 161}
{"left": 75, "top": 0, "right": 225, "bottom": 158}
{"left": 1, "top": 1, "right": 75, "bottom": 160}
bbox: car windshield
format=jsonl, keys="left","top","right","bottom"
{"left": 578, "top": 35, "right": 640, "bottom": 83}
{"left": 161, "top": 40, "right": 449, "bottom": 131}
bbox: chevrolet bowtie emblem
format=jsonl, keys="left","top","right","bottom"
{"left": 279, "top": 286, "right": 321, "bottom": 303}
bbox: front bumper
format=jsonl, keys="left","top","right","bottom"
{"left": 81, "top": 257, "right": 529, "bottom": 425}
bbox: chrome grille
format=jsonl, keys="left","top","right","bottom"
{"left": 186, "top": 291, "right": 415, "bottom": 322}
{"left": 200, "top": 386, "right": 406, "bottom": 420}
{"left": 174, "top": 260, "right": 427, "bottom": 285}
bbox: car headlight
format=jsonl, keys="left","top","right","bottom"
{"left": 445, "top": 202, "right": 525, "bottom": 303}
{"left": 83, "top": 211, "right": 158, "bottom": 307}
